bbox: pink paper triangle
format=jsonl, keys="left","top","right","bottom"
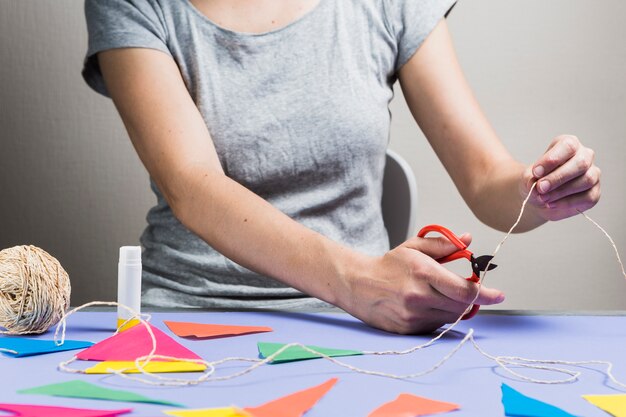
{"left": 0, "top": 403, "right": 131, "bottom": 417}
{"left": 76, "top": 323, "right": 201, "bottom": 362}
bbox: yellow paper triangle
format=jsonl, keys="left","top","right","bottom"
{"left": 117, "top": 318, "right": 141, "bottom": 332}
{"left": 583, "top": 394, "right": 626, "bottom": 417}
{"left": 164, "top": 407, "right": 251, "bottom": 417}
{"left": 84, "top": 360, "right": 206, "bottom": 374}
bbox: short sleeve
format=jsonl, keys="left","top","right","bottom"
{"left": 82, "top": 0, "right": 171, "bottom": 97}
{"left": 383, "top": 0, "right": 457, "bottom": 72}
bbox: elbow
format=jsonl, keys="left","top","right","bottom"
{"left": 153, "top": 165, "right": 223, "bottom": 230}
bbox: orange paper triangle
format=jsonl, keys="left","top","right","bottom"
{"left": 367, "top": 393, "right": 459, "bottom": 417}
{"left": 243, "top": 378, "right": 337, "bottom": 417}
{"left": 164, "top": 321, "right": 272, "bottom": 339}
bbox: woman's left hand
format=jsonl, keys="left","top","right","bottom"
{"left": 521, "top": 135, "right": 601, "bottom": 221}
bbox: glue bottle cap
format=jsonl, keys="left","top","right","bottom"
{"left": 119, "top": 246, "right": 141, "bottom": 265}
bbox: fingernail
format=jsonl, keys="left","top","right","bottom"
{"left": 496, "top": 293, "right": 505, "bottom": 303}
{"left": 538, "top": 179, "right": 550, "bottom": 193}
{"left": 533, "top": 165, "right": 544, "bottom": 178}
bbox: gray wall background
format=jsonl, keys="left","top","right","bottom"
{"left": 1, "top": 1, "right": 624, "bottom": 310}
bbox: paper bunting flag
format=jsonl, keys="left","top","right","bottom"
{"left": 164, "top": 321, "right": 272, "bottom": 339}
{"left": 0, "top": 337, "right": 93, "bottom": 357}
{"left": 18, "top": 380, "right": 183, "bottom": 407}
{"left": 501, "top": 384, "right": 578, "bottom": 417}
{"left": 583, "top": 394, "right": 626, "bottom": 417}
{"left": 165, "top": 407, "right": 251, "bottom": 417}
{"left": 84, "top": 360, "right": 206, "bottom": 374}
{"left": 367, "top": 393, "right": 459, "bottom": 417}
{"left": 0, "top": 403, "right": 131, "bottom": 417}
{"left": 257, "top": 342, "right": 362, "bottom": 363}
{"left": 243, "top": 378, "right": 337, "bottom": 417}
{"left": 165, "top": 378, "right": 337, "bottom": 417}
{"left": 76, "top": 323, "right": 201, "bottom": 361}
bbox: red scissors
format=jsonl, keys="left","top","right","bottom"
{"left": 417, "top": 224, "right": 497, "bottom": 320}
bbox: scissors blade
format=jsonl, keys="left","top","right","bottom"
{"left": 473, "top": 255, "right": 498, "bottom": 275}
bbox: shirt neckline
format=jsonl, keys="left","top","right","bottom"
{"left": 182, "top": 0, "right": 326, "bottom": 38}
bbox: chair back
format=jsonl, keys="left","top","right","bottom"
{"left": 381, "top": 150, "right": 418, "bottom": 248}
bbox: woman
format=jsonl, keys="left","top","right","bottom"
{"left": 83, "top": 0, "right": 600, "bottom": 334}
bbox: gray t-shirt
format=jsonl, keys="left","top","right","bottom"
{"left": 83, "top": 0, "right": 455, "bottom": 309}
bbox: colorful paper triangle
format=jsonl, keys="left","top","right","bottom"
{"left": 257, "top": 342, "right": 362, "bottom": 363}
{"left": 501, "top": 384, "right": 578, "bottom": 417}
{"left": 163, "top": 379, "right": 337, "bottom": 417}
{"left": 243, "top": 378, "right": 337, "bottom": 417}
{"left": 164, "top": 321, "right": 272, "bottom": 339}
{"left": 76, "top": 323, "right": 201, "bottom": 362}
{"left": 18, "top": 380, "right": 182, "bottom": 407}
{"left": 164, "top": 407, "right": 251, "bottom": 417}
{"left": 367, "top": 393, "right": 459, "bottom": 416}
{"left": 84, "top": 360, "right": 206, "bottom": 374}
{"left": 0, "top": 403, "right": 131, "bottom": 417}
{"left": 0, "top": 337, "right": 93, "bottom": 357}
{"left": 583, "top": 394, "right": 626, "bottom": 417}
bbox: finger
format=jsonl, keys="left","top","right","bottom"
{"left": 540, "top": 184, "right": 601, "bottom": 220}
{"left": 428, "top": 291, "right": 477, "bottom": 315}
{"left": 458, "top": 233, "right": 472, "bottom": 247}
{"left": 427, "top": 263, "right": 504, "bottom": 305}
{"left": 539, "top": 165, "right": 600, "bottom": 203}
{"left": 535, "top": 147, "right": 594, "bottom": 195}
{"left": 402, "top": 234, "right": 472, "bottom": 259}
{"left": 532, "top": 135, "right": 580, "bottom": 181}
{"left": 520, "top": 165, "right": 547, "bottom": 206}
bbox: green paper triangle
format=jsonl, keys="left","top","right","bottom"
{"left": 18, "top": 380, "right": 183, "bottom": 407}
{"left": 258, "top": 342, "right": 362, "bottom": 364}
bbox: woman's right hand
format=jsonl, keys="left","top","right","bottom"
{"left": 341, "top": 234, "right": 505, "bottom": 334}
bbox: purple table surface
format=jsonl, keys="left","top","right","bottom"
{"left": 1, "top": 310, "right": 625, "bottom": 416}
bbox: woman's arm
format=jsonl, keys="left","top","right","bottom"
{"left": 98, "top": 47, "right": 504, "bottom": 334}
{"left": 398, "top": 20, "right": 600, "bottom": 232}
{"left": 98, "top": 48, "right": 358, "bottom": 307}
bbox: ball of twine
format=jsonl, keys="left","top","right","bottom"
{"left": 0, "top": 245, "right": 71, "bottom": 335}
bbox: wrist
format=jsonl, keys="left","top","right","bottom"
{"left": 315, "top": 242, "right": 369, "bottom": 310}
{"left": 327, "top": 247, "right": 378, "bottom": 314}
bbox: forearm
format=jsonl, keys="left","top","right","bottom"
{"left": 417, "top": 112, "right": 545, "bottom": 232}
{"left": 399, "top": 20, "right": 545, "bottom": 233}
{"left": 467, "top": 159, "right": 545, "bottom": 233}
{"left": 98, "top": 48, "right": 370, "bottom": 308}
{"left": 168, "top": 167, "right": 370, "bottom": 307}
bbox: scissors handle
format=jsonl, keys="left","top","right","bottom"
{"left": 417, "top": 224, "right": 480, "bottom": 320}
{"left": 417, "top": 224, "right": 467, "bottom": 251}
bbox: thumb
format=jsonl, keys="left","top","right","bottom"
{"left": 402, "top": 233, "right": 472, "bottom": 259}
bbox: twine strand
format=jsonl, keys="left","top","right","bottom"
{"left": 577, "top": 209, "right": 626, "bottom": 280}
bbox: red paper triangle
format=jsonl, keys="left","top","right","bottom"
{"left": 367, "top": 393, "right": 459, "bottom": 417}
{"left": 164, "top": 321, "right": 272, "bottom": 339}
{"left": 244, "top": 378, "right": 337, "bottom": 417}
{"left": 0, "top": 403, "right": 131, "bottom": 417}
{"left": 76, "top": 323, "right": 201, "bottom": 362}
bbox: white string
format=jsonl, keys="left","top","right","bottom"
{"left": 55, "top": 182, "right": 626, "bottom": 389}
{"left": 577, "top": 209, "right": 626, "bottom": 280}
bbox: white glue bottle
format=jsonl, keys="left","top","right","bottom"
{"left": 117, "top": 246, "right": 142, "bottom": 331}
